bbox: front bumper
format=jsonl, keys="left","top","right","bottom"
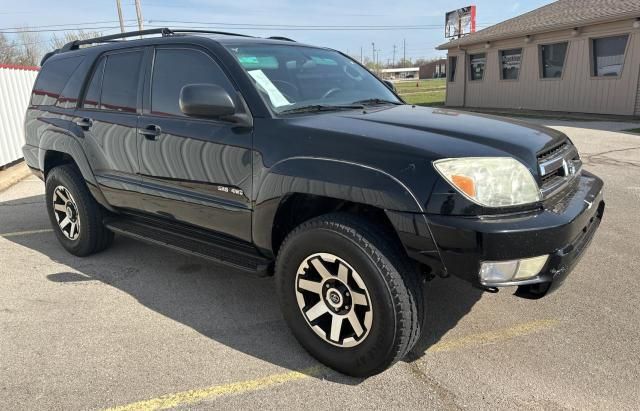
{"left": 389, "top": 171, "right": 604, "bottom": 295}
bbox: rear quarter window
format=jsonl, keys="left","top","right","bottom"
{"left": 31, "top": 56, "right": 84, "bottom": 106}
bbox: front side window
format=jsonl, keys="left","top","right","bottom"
{"left": 100, "top": 51, "right": 142, "bottom": 112}
{"left": 151, "top": 49, "right": 235, "bottom": 117}
{"left": 500, "top": 48, "right": 522, "bottom": 80}
{"left": 448, "top": 56, "right": 457, "bottom": 82}
{"left": 224, "top": 44, "right": 400, "bottom": 113}
{"left": 592, "top": 35, "right": 629, "bottom": 77}
{"left": 469, "top": 53, "right": 486, "bottom": 81}
{"left": 540, "top": 42, "right": 568, "bottom": 78}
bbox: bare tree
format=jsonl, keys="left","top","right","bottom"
{"left": 50, "top": 30, "right": 102, "bottom": 50}
{"left": 14, "top": 30, "right": 43, "bottom": 66}
{"left": 0, "top": 33, "right": 20, "bottom": 64}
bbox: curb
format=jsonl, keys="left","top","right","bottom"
{"left": 0, "top": 161, "right": 31, "bottom": 193}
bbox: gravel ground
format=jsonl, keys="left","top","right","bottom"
{"left": 0, "top": 119, "right": 639, "bottom": 410}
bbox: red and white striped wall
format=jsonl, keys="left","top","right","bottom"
{"left": 0, "top": 64, "right": 39, "bottom": 168}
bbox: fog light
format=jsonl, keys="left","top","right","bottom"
{"left": 479, "top": 255, "right": 549, "bottom": 285}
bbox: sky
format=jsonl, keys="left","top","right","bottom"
{"left": 0, "top": 0, "right": 556, "bottom": 62}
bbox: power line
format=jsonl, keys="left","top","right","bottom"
{"left": 0, "top": 24, "right": 139, "bottom": 34}
{"left": 0, "top": 19, "right": 137, "bottom": 32}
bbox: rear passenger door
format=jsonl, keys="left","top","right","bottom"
{"left": 137, "top": 46, "right": 253, "bottom": 241}
{"left": 76, "top": 48, "right": 145, "bottom": 209}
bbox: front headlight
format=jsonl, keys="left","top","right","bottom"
{"left": 433, "top": 157, "right": 540, "bottom": 207}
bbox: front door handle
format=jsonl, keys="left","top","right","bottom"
{"left": 139, "top": 124, "right": 162, "bottom": 140}
{"left": 75, "top": 118, "right": 93, "bottom": 130}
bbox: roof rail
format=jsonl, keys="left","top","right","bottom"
{"left": 170, "top": 29, "right": 255, "bottom": 38}
{"left": 60, "top": 28, "right": 174, "bottom": 51}
{"left": 268, "top": 36, "right": 296, "bottom": 42}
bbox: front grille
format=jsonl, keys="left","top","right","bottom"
{"left": 536, "top": 141, "right": 582, "bottom": 199}
{"left": 537, "top": 142, "right": 569, "bottom": 163}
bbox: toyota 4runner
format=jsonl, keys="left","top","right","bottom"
{"left": 23, "top": 29, "right": 604, "bottom": 377}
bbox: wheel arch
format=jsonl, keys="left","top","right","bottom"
{"left": 253, "top": 157, "right": 424, "bottom": 257}
{"left": 38, "top": 129, "right": 114, "bottom": 212}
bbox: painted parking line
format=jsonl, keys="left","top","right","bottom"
{"left": 105, "top": 366, "right": 328, "bottom": 411}
{"left": 0, "top": 228, "right": 53, "bottom": 238}
{"left": 427, "top": 318, "right": 559, "bottom": 353}
{"left": 105, "top": 319, "right": 558, "bottom": 411}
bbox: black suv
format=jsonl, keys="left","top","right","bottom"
{"left": 23, "top": 29, "right": 604, "bottom": 377}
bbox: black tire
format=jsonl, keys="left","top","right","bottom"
{"left": 275, "top": 213, "right": 423, "bottom": 377}
{"left": 45, "top": 164, "right": 113, "bottom": 256}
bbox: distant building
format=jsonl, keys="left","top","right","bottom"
{"left": 419, "top": 59, "right": 447, "bottom": 79}
{"left": 437, "top": 0, "right": 640, "bottom": 117}
{"left": 379, "top": 67, "right": 419, "bottom": 81}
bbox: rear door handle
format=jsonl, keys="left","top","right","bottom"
{"left": 75, "top": 118, "right": 93, "bottom": 130}
{"left": 139, "top": 124, "right": 162, "bottom": 140}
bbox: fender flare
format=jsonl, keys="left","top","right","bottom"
{"left": 252, "top": 156, "right": 424, "bottom": 253}
{"left": 37, "top": 127, "right": 114, "bottom": 211}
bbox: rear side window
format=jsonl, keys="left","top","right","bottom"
{"left": 151, "top": 48, "right": 234, "bottom": 117}
{"left": 83, "top": 57, "right": 106, "bottom": 109}
{"left": 31, "top": 56, "right": 84, "bottom": 106}
{"left": 100, "top": 51, "right": 143, "bottom": 112}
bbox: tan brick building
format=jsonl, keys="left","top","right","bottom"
{"left": 437, "top": 0, "right": 640, "bottom": 117}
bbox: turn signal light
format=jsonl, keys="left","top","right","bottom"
{"left": 451, "top": 175, "right": 476, "bottom": 197}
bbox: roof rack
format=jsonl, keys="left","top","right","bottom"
{"left": 268, "top": 36, "right": 296, "bottom": 42}
{"left": 61, "top": 28, "right": 174, "bottom": 51}
{"left": 43, "top": 28, "right": 283, "bottom": 65}
{"left": 170, "top": 29, "right": 255, "bottom": 38}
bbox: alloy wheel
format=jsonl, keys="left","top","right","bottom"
{"left": 295, "top": 253, "right": 373, "bottom": 347}
{"left": 52, "top": 185, "right": 81, "bottom": 240}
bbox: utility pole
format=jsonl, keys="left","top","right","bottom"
{"left": 360, "top": 46, "right": 363, "bottom": 64}
{"left": 115, "top": 0, "right": 125, "bottom": 33}
{"left": 392, "top": 44, "right": 397, "bottom": 67}
{"left": 371, "top": 42, "right": 375, "bottom": 68}
{"left": 134, "top": 0, "right": 144, "bottom": 31}
{"left": 403, "top": 39, "right": 406, "bottom": 67}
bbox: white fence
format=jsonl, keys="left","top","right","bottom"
{"left": 0, "top": 65, "right": 38, "bottom": 168}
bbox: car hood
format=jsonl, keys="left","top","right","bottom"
{"left": 288, "top": 105, "right": 568, "bottom": 169}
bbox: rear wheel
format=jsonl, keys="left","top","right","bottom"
{"left": 275, "top": 213, "right": 423, "bottom": 377}
{"left": 45, "top": 164, "right": 113, "bottom": 256}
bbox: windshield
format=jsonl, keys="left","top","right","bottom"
{"left": 225, "top": 44, "right": 402, "bottom": 113}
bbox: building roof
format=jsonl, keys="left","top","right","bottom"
{"left": 437, "top": 0, "right": 640, "bottom": 50}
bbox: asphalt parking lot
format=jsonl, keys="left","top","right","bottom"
{"left": 1, "top": 119, "right": 639, "bottom": 410}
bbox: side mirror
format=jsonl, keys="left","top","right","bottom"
{"left": 383, "top": 80, "right": 396, "bottom": 91}
{"left": 179, "top": 84, "right": 236, "bottom": 118}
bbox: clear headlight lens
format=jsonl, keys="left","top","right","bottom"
{"left": 433, "top": 157, "right": 541, "bottom": 207}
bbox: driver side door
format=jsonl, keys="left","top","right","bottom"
{"left": 136, "top": 46, "right": 253, "bottom": 242}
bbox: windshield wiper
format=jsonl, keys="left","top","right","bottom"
{"left": 351, "top": 98, "right": 403, "bottom": 106}
{"left": 279, "top": 104, "right": 364, "bottom": 114}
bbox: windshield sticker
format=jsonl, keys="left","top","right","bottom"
{"left": 248, "top": 70, "right": 291, "bottom": 108}
{"left": 238, "top": 55, "right": 279, "bottom": 70}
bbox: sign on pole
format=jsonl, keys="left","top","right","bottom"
{"left": 445, "top": 6, "right": 477, "bottom": 38}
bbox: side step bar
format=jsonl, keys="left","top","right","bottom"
{"left": 104, "top": 215, "right": 272, "bottom": 275}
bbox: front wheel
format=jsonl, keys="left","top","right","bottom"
{"left": 275, "top": 213, "right": 423, "bottom": 377}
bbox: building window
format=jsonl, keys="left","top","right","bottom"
{"left": 448, "top": 56, "right": 457, "bottom": 82}
{"left": 540, "top": 42, "right": 568, "bottom": 78}
{"left": 500, "top": 48, "right": 522, "bottom": 80}
{"left": 469, "top": 53, "right": 486, "bottom": 81}
{"left": 592, "top": 35, "right": 629, "bottom": 77}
